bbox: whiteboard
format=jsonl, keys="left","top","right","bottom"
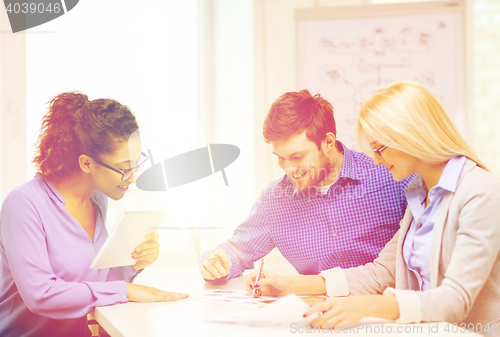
{"left": 296, "top": 0, "right": 469, "bottom": 150}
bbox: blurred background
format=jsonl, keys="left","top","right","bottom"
{"left": 1, "top": 0, "right": 499, "bottom": 268}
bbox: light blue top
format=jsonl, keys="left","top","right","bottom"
{"left": 403, "top": 156, "right": 466, "bottom": 291}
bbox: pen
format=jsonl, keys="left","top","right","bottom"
{"left": 252, "top": 258, "right": 264, "bottom": 297}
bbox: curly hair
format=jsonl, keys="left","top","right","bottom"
{"left": 33, "top": 92, "right": 139, "bottom": 179}
{"left": 263, "top": 90, "right": 336, "bottom": 149}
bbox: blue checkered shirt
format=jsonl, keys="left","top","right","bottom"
{"left": 203, "top": 142, "right": 411, "bottom": 279}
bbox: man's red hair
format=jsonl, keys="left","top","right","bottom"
{"left": 263, "top": 90, "right": 336, "bottom": 149}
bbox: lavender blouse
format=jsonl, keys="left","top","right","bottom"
{"left": 0, "top": 174, "right": 135, "bottom": 336}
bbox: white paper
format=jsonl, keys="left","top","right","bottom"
{"left": 188, "top": 289, "right": 277, "bottom": 307}
{"left": 207, "top": 294, "right": 320, "bottom": 327}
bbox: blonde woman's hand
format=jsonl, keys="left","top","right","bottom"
{"left": 304, "top": 295, "right": 399, "bottom": 329}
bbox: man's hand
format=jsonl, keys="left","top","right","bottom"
{"left": 131, "top": 232, "right": 160, "bottom": 271}
{"left": 244, "top": 270, "right": 293, "bottom": 297}
{"left": 199, "top": 249, "right": 232, "bottom": 280}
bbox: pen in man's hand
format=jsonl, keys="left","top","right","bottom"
{"left": 252, "top": 258, "right": 264, "bottom": 297}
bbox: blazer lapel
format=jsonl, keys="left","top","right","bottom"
{"left": 396, "top": 206, "right": 414, "bottom": 289}
{"left": 429, "top": 159, "right": 477, "bottom": 288}
{"left": 429, "top": 191, "right": 452, "bottom": 288}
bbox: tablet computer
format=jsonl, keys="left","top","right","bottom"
{"left": 90, "top": 210, "right": 167, "bottom": 269}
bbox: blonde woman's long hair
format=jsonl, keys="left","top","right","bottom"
{"left": 356, "top": 80, "right": 488, "bottom": 171}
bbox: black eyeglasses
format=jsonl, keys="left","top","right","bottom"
{"left": 93, "top": 152, "right": 149, "bottom": 181}
{"left": 372, "top": 139, "right": 395, "bottom": 157}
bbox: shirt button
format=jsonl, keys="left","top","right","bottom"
{"left": 431, "top": 190, "right": 435, "bottom": 194}
{"left": 334, "top": 232, "right": 338, "bottom": 237}
{"left": 328, "top": 200, "right": 332, "bottom": 205}
{"left": 340, "top": 258, "right": 345, "bottom": 263}
{"left": 123, "top": 295, "right": 126, "bottom": 299}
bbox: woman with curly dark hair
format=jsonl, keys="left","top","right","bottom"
{"left": 0, "top": 92, "right": 188, "bottom": 337}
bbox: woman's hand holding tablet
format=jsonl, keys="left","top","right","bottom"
{"left": 131, "top": 232, "right": 160, "bottom": 271}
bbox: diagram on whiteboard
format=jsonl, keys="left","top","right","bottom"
{"left": 298, "top": 12, "right": 463, "bottom": 149}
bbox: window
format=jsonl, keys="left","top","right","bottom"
{"left": 27, "top": 1, "right": 199, "bottom": 169}
{"left": 25, "top": 0, "right": 257, "bottom": 266}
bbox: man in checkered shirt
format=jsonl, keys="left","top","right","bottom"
{"left": 199, "top": 90, "right": 411, "bottom": 282}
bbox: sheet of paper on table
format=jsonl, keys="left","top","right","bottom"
{"left": 188, "top": 289, "right": 278, "bottom": 307}
{"left": 206, "top": 294, "right": 321, "bottom": 327}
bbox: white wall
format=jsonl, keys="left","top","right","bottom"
{"left": 254, "top": 0, "right": 500, "bottom": 181}
{"left": 0, "top": 6, "right": 26, "bottom": 201}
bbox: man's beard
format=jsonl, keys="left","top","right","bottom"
{"left": 293, "top": 152, "right": 337, "bottom": 191}
{"left": 309, "top": 152, "right": 336, "bottom": 187}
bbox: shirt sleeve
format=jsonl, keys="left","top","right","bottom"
{"left": 107, "top": 265, "right": 137, "bottom": 283}
{"left": 201, "top": 190, "right": 275, "bottom": 279}
{"left": 0, "top": 190, "right": 129, "bottom": 320}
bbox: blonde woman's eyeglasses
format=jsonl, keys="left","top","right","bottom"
{"left": 372, "top": 139, "right": 395, "bottom": 157}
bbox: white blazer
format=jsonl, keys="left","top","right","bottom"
{"left": 322, "top": 159, "right": 500, "bottom": 326}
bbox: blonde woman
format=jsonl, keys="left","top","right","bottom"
{"left": 246, "top": 81, "right": 500, "bottom": 335}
